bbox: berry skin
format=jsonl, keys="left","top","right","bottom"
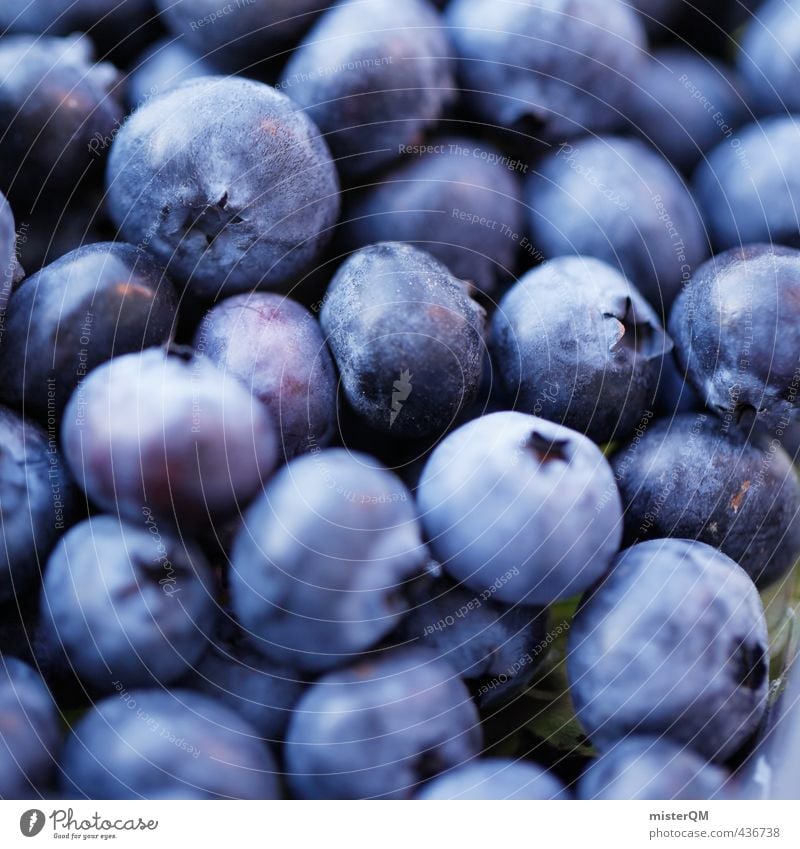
{"left": 417, "top": 758, "right": 568, "bottom": 800}
{"left": 106, "top": 76, "right": 340, "bottom": 298}
{"left": 611, "top": 412, "right": 800, "bottom": 588}
{"left": 156, "top": 0, "right": 328, "bottom": 73}
{"left": 0, "top": 656, "right": 60, "bottom": 798}
{"left": 230, "top": 449, "right": 429, "bottom": 673}
{"left": 670, "top": 244, "right": 800, "bottom": 435}
{"left": 0, "top": 1, "right": 158, "bottom": 63}
{"left": 0, "top": 242, "right": 178, "bottom": 418}
{"left": 738, "top": 0, "right": 800, "bottom": 116}
{"left": 126, "top": 38, "right": 214, "bottom": 108}
{"left": 445, "top": 0, "right": 646, "bottom": 140}
{"left": 396, "top": 572, "right": 551, "bottom": 707}
{"left": 194, "top": 293, "right": 336, "bottom": 459}
{"left": 568, "top": 539, "right": 769, "bottom": 763}
{"left": 491, "top": 256, "right": 672, "bottom": 444}
{"left": 61, "top": 349, "right": 279, "bottom": 528}
{"left": 39, "top": 516, "right": 217, "bottom": 693}
{"left": 624, "top": 49, "right": 748, "bottom": 173}
{"left": 320, "top": 242, "right": 486, "bottom": 439}
{"left": 0, "top": 406, "right": 74, "bottom": 605}
{"left": 418, "top": 412, "right": 623, "bottom": 606}
{"left": 693, "top": 116, "right": 800, "bottom": 251}
{"left": 279, "top": 0, "right": 455, "bottom": 182}
{"left": 59, "top": 689, "right": 281, "bottom": 799}
{"left": 525, "top": 135, "right": 708, "bottom": 312}
{"left": 285, "top": 650, "right": 481, "bottom": 799}
{"left": 0, "top": 34, "right": 123, "bottom": 201}
{"left": 578, "top": 736, "right": 731, "bottom": 800}
{"left": 339, "top": 137, "right": 525, "bottom": 298}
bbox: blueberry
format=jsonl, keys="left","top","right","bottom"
{"left": 418, "top": 412, "right": 623, "bottom": 606}
{"left": 194, "top": 293, "right": 336, "bottom": 459}
{"left": 279, "top": 0, "right": 455, "bottom": 181}
{"left": 230, "top": 449, "right": 429, "bottom": 672}
{"left": 0, "top": 1, "right": 160, "bottom": 63}
{"left": 491, "top": 256, "right": 672, "bottom": 444}
{"left": 611, "top": 412, "right": 800, "bottom": 587}
{"left": 0, "top": 656, "right": 59, "bottom": 798}
{"left": 40, "top": 516, "right": 216, "bottom": 692}
{"left": 396, "top": 572, "right": 550, "bottom": 707}
{"left": 155, "top": 0, "right": 328, "bottom": 73}
{"left": 180, "top": 635, "right": 307, "bottom": 743}
{"left": 60, "top": 689, "right": 281, "bottom": 799}
{"left": 578, "top": 736, "right": 731, "bottom": 800}
{"left": 417, "top": 758, "right": 568, "bottom": 799}
{"left": 284, "top": 649, "right": 481, "bottom": 799}
{"left": 693, "top": 116, "right": 800, "bottom": 251}
{"left": 0, "top": 34, "right": 123, "bottom": 201}
{"left": 445, "top": 0, "right": 646, "bottom": 140}
{"left": 568, "top": 539, "right": 769, "bottom": 763}
{"left": 738, "top": 0, "right": 800, "bottom": 116}
{"left": 339, "top": 137, "right": 525, "bottom": 297}
{"left": 0, "top": 190, "right": 21, "bottom": 305}
{"left": 106, "top": 76, "right": 340, "bottom": 298}
{"left": 526, "top": 136, "right": 709, "bottom": 312}
{"left": 670, "top": 244, "right": 800, "bottom": 434}
{"left": 126, "top": 38, "right": 214, "bottom": 108}
{"left": 0, "top": 406, "right": 74, "bottom": 604}
{"left": 320, "top": 242, "right": 486, "bottom": 438}
{"left": 0, "top": 243, "right": 178, "bottom": 419}
{"left": 624, "top": 49, "right": 748, "bottom": 173}
{"left": 61, "top": 349, "right": 279, "bottom": 528}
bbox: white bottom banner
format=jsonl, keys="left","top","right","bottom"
{"left": 0, "top": 801, "right": 797, "bottom": 848}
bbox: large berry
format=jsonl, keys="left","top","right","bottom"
{"left": 611, "top": 412, "right": 800, "bottom": 587}
{"left": 491, "top": 256, "right": 672, "bottom": 443}
{"left": 339, "top": 137, "right": 525, "bottom": 297}
{"left": 0, "top": 34, "right": 123, "bottom": 200}
{"left": 445, "top": 0, "right": 646, "bottom": 140}
{"left": 279, "top": 0, "right": 454, "bottom": 181}
{"left": 623, "top": 49, "right": 747, "bottom": 173}
{"left": 106, "top": 76, "right": 340, "bottom": 298}
{"left": 40, "top": 516, "right": 217, "bottom": 692}
{"left": 61, "top": 349, "right": 279, "bottom": 527}
{"left": 60, "top": 689, "right": 281, "bottom": 799}
{"left": 195, "top": 293, "right": 336, "bottom": 459}
{"left": 0, "top": 243, "right": 178, "bottom": 418}
{"left": 285, "top": 650, "right": 481, "bottom": 799}
{"left": 526, "top": 136, "right": 708, "bottom": 312}
{"left": 569, "top": 539, "right": 769, "bottom": 763}
{"left": 321, "top": 242, "right": 486, "bottom": 438}
{"left": 418, "top": 412, "right": 623, "bottom": 606}
{"left": 694, "top": 117, "right": 800, "bottom": 251}
{"left": 231, "top": 449, "right": 428, "bottom": 672}
{"left": 670, "top": 245, "right": 800, "bottom": 435}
